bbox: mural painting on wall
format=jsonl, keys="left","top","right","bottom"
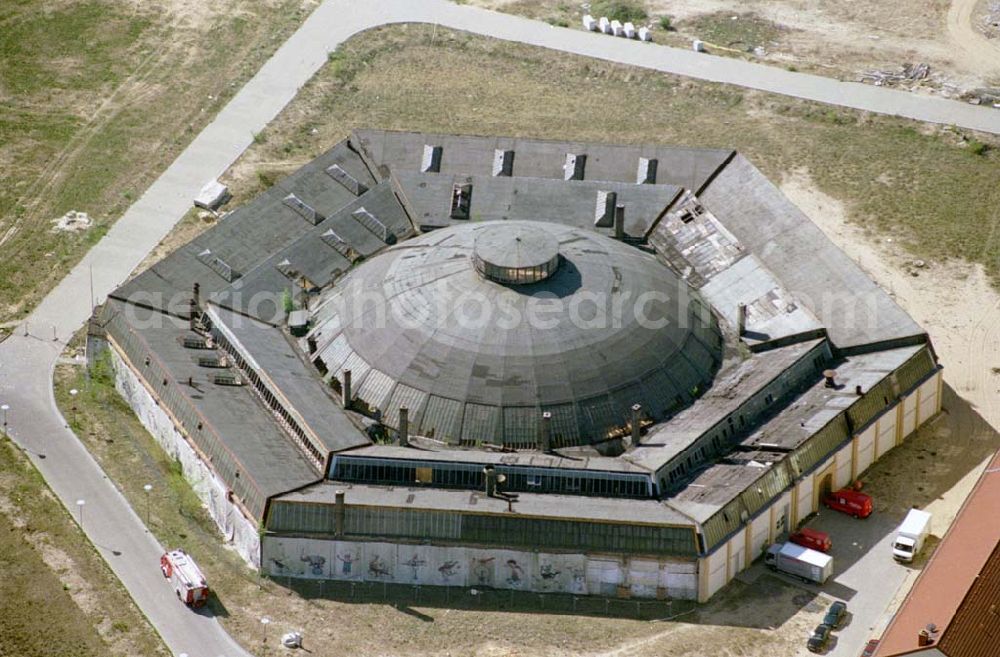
{"left": 536, "top": 563, "right": 561, "bottom": 591}
{"left": 266, "top": 541, "right": 293, "bottom": 576}
{"left": 570, "top": 567, "right": 586, "bottom": 594}
{"left": 437, "top": 560, "right": 461, "bottom": 584}
{"left": 335, "top": 542, "right": 363, "bottom": 580}
{"left": 504, "top": 559, "right": 525, "bottom": 588}
{"left": 364, "top": 542, "right": 397, "bottom": 581}
{"left": 300, "top": 546, "right": 329, "bottom": 577}
{"left": 470, "top": 555, "right": 496, "bottom": 587}
{"left": 535, "top": 553, "right": 585, "bottom": 593}
{"left": 369, "top": 554, "right": 392, "bottom": 579}
{"left": 402, "top": 553, "right": 428, "bottom": 582}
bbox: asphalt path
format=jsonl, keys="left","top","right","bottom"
{"left": 1, "top": 2, "right": 997, "bottom": 656}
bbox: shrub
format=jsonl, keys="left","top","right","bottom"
{"left": 968, "top": 139, "right": 989, "bottom": 156}
{"left": 591, "top": 0, "right": 648, "bottom": 23}
{"left": 659, "top": 16, "right": 672, "bottom": 30}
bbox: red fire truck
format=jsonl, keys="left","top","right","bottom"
{"left": 160, "top": 549, "right": 210, "bottom": 608}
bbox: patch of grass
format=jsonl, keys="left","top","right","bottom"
{"left": 0, "top": 0, "right": 312, "bottom": 322}
{"left": 680, "top": 11, "right": 787, "bottom": 49}
{"left": 659, "top": 16, "right": 673, "bottom": 31}
{"left": 0, "top": 436, "right": 166, "bottom": 656}
{"left": 968, "top": 138, "right": 990, "bottom": 156}
{"left": 591, "top": 0, "right": 648, "bottom": 23}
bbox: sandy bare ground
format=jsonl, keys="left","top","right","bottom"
{"left": 783, "top": 170, "right": 1000, "bottom": 525}
{"left": 478, "top": 0, "right": 1000, "bottom": 90}
{"left": 947, "top": 0, "right": 1000, "bottom": 74}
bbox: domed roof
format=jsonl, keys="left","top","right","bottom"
{"left": 307, "top": 220, "right": 722, "bottom": 448}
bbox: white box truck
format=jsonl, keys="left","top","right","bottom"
{"left": 765, "top": 542, "right": 834, "bottom": 584}
{"left": 892, "top": 509, "right": 932, "bottom": 563}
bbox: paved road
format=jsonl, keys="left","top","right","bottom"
{"left": 1, "top": 1, "right": 997, "bottom": 656}
{"left": 791, "top": 508, "right": 917, "bottom": 657}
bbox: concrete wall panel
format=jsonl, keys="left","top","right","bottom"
{"left": 112, "top": 348, "right": 260, "bottom": 567}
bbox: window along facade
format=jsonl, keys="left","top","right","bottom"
{"left": 329, "top": 456, "right": 654, "bottom": 498}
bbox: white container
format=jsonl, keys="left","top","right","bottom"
{"left": 638, "top": 26, "right": 652, "bottom": 42}
{"left": 599, "top": 16, "right": 612, "bottom": 34}
{"left": 611, "top": 20, "right": 624, "bottom": 37}
{"left": 623, "top": 22, "right": 636, "bottom": 38}
{"left": 693, "top": 39, "right": 705, "bottom": 52}
{"left": 582, "top": 14, "right": 597, "bottom": 31}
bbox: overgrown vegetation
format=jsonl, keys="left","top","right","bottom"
{"left": 0, "top": 0, "right": 312, "bottom": 323}
{"left": 0, "top": 434, "right": 166, "bottom": 656}
{"left": 591, "top": 0, "right": 648, "bottom": 23}
{"left": 679, "top": 11, "right": 788, "bottom": 49}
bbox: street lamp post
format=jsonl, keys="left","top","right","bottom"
{"left": 69, "top": 389, "right": 79, "bottom": 426}
{"left": 76, "top": 499, "right": 86, "bottom": 530}
{"left": 143, "top": 484, "right": 152, "bottom": 527}
{"left": 260, "top": 617, "right": 271, "bottom": 656}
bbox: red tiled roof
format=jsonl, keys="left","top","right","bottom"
{"left": 935, "top": 539, "right": 1000, "bottom": 657}
{"left": 877, "top": 449, "right": 1000, "bottom": 657}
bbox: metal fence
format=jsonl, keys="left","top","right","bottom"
{"left": 265, "top": 575, "right": 696, "bottom": 620}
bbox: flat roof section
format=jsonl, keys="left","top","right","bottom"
{"left": 392, "top": 170, "right": 680, "bottom": 236}
{"left": 208, "top": 305, "right": 370, "bottom": 455}
{"left": 273, "top": 480, "right": 694, "bottom": 527}
{"left": 698, "top": 155, "right": 923, "bottom": 349}
{"left": 353, "top": 128, "right": 733, "bottom": 192}
{"left": 102, "top": 301, "right": 321, "bottom": 519}
{"left": 340, "top": 444, "right": 651, "bottom": 474}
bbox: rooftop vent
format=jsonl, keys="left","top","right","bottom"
{"left": 213, "top": 372, "right": 243, "bottom": 387}
{"left": 637, "top": 157, "right": 658, "bottom": 184}
{"left": 564, "top": 153, "right": 586, "bottom": 180}
{"left": 677, "top": 203, "right": 705, "bottom": 224}
{"left": 320, "top": 228, "right": 359, "bottom": 261}
{"left": 198, "top": 355, "right": 228, "bottom": 368}
{"left": 594, "top": 190, "right": 617, "bottom": 227}
{"left": 421, "top": 144, "right": 442, "bottom": 173}
{"left": 352, "top": 206, "right": 395, "bottom": 244}
{"left": 325, "top": 164, "right": 368, "bottom": 195}
{"left": 492, "top": 149, "right": 514, "bottom": 177}
{"left": 283, "top": 193, "right": 324, "bottom": 225}
{"left": 196, "top": 248, "right": 239, "bottom": 282}
{"left": 450, "top": 183, "right": 472, "bottom": 220}
{"left": 182, "top": 336, "right": 210, "bottom": 349}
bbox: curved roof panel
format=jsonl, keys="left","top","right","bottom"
{"left": 308, "top": 221, "right": 723, "bottom": 447}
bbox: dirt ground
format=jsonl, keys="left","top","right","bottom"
{"left": 472, "top": 0, "right": 1000, "bottom": 93}
{"left": 784, "top": 171, "right": 1000, "bottom": 521}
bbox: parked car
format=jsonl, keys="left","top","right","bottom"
{"left": 807, "top": 624, "right": 832, "bottom": 653}
{"left": 860, "top": 639, "right": 880, "bottom": 657}
{"left": 823, "top": 600, "right": 847, "bottom": 629}
{"left": 824, "top": 489, "right": 873, "bottom": 518}
{"left": 790, "top": 527, "right": 832, "bottom": 553}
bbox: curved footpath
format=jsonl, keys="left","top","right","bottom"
{"left": 1, "top": 2, "right": 998, "bottom": 656}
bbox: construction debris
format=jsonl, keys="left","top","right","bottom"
{"left": 980, "top": 2, "right": 1000, "bottom": 38}
{"left": 858, "top": 62, "right": 931, "bottom": 87}
{"left": 51, "top": 211, "right": 92, "bottom": 233}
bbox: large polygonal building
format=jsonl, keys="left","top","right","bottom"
{"left": 89, "top": 130, "right": 942, "bottom": 602}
